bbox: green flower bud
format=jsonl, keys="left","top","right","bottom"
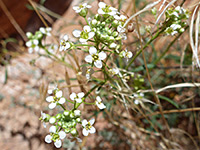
{"left": 63, "top": 110, "right": 70, "bottom": 116}
{"left": 112, "top": 20, "right": 119, "bottom": 27}
{"left": 26, "top": 32, "right": 33, "bottom": 39}
{"left": 65, "top": 128, "right": 70, "bottom": 133}
{"left": 70, "top": 112, "right": 75, "bottom": 118}
{"left": 151, "top": 7, "right": 157, "bottom": 16}
{"left": 94, "top": 14, "right": 101, "bottom": 21}
{"left": 49, "top": 116, "right": 56, "bottom": 124}
{"left": 79, "top": 9, "right": 88, "bottom": 17}
{"left": 56, "top": 113, "right": 62, "bottom": 120}
{"left": 76, "top": 118, "right": 81, "bottom": 123}
{"left": 112, "top": 31, "right": 118, "bottom": 37}
{"left": 57, "top": 121, "right": 62, "bottom": 126}
{"left": 101, "top": 22, "right": 106, "bottom": 27}
{"left": 44, "top": 114, "right": 51, "bottom": 122}
{"left": 70, "top": 128, "right": 78, "bottom": 136}
{"left": 91, "top": 19, "right": 97, "bottom": 27}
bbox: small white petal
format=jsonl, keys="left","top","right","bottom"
{"left": 88, "top": 32, "right": 95, "bottom": 39}
{"left": 40, "top": 27, "right": 46, "bottom": 34}
{"left": 127, "top": 51, "right": 133, "bottom": 58}
{"left": 85, "top": 55, "right": 93, "bottom": 63}
{"left": 78, "top": 92, "right": 84, "bottom": 98}
{"left": 75, "top": 98, "right": 82, "bottom": 103}
{"left": 89, "top": 47, "right": 97, "bottom": 55}
{"left": 89, "top": 118, "right": 95, "bottom": 125}
{"left": 74, "top": 110, "right": 81, "bottom": 116}
{"left": 98, "top": 8, "right": 105, "bottom": 14}
{"left": 94, "top": 60, "right": 102, "bottom": 68}
{"left": 79, "top": 38, "right": 88, "bottom": 43}
{"left": 98, "top": 2, "right": 106, "bottom": 8}
{"left": 82, "top": 128, "right": 89, "bottom": 136}
{"left": 70, "top": 92, "right": 76, "bottom": 101}
{"left": 48, "top": 89, "right": 53, "bottom": 94}
{"left": 54, "top": 140, "right": 62, "bottom": 148}
{"left": 43, "top": 122, "right": 47, "bottom": 128}
{"left": 33, "top": 39, "right": 39, "bottom": 45}
{"left": 49, "top": 117, "right": 56, "bottom": 124}
{"left": 73, "top": 6, "right": 79, "bottom": 11}
{"left": 58, "top": 97, "right": 65, "bottom": 104}
{"left": 55, "top": 91, "right": 62, "bottom": 98}
{"left": 89, "top": 126, "right": 96, "bottom": 134}
{"left": 28, "top": 48, "right": 33, "bottom": 53}
{"left": 34, "top": 46, "right": 40, "bottom": 51}
{"left": 49, "top": 126, "right": 57, "bottom": 133}
{"left": 83, "top": 25, "right": 91, "bottom": 32}
{"left": 96, "top": 96, "right": 102, "bottom": 102}
{"left": 49, "top": 102, "right": 56, "bottom": 109}
{"left": 82, "top": 119, "right": 88, "bottom": 127}
{"left": 63, "top": 34, "right": 69, "bottom": 41}
{"left": 86, "top": 5, "right": 92, "bottom": 8}
{"left": 72, "top": 30, "right": 81, "bottom": 38}
{"left": 98, "top": 52, "right": 106, "bottom": 60}
{"left": 45, "top": 135, "right": 52, "bottom": 143}
{"left": 59, "top": 131, "right": 66, "bottom": 139}
{"left": 26, "top": 41, "right": 32, "bottom": 47}
{"left": 46, "top": 96, "right": 54, "bottom": 102}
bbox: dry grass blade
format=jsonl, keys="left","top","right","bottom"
{"left": 190, "top": 5, "right": 200, "bottom": 67}
{"left": 139, "top": 83, "right": 200, "bottom": 93}
{"left": 155, "top": 0, "right": 177, "bottom": 25}
{"left": 0, "top": 0, "right": 27, "bottom": 41}
{"left": 123, "top": 0, "right": 161, "bottom": 28}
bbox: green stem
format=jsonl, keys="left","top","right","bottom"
{"left": 125, "top": 28, "right": 165, "bottom": 70}
{"left": 59, "top": 104, "right": 66, "bottom": 110}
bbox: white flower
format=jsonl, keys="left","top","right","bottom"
{"left": 59, "top": 34, "right": 71, "bottom": 51}
{"left": 45, "top": 128, "right": 66, "bottom": 148}
{"left": 48, "top": 44, "right": 58, "bottom": 54}
{"left": 39, "top": 27, "right": 52, "bottom": 36}
{"left": 46, "top": 90, "right": 66, "bottom": 109}
{"left": 95, "top": 96, "right": 106, "bottom": 109}
{"left": 74, "top": 110, "right": 81, "bottom": 117}
{"left": 98, "top": 2, "right": 117, "bottom": 16}
{"left": 73, "top": 3, "right": 92, "bottom": 13}
{"left": 73, "top": 26, "right": 95, "bottom": 43}
{"left": 70, "top": 92, "right": 84, "bottom": 103}
{"left": 82, "top": 118, "right": 96, "bottom": 136}
{"left": 85, "top": 47, "right": 106, "bottom": 68}
{"left": 114, "top": 14, "right": 127, "bottom": 22}
{"left": 40, "top": 111, "right": 47, "bottom": 128}
{"left": 26, "top": 39, "right": 40, "bottom": 53}
{"left": 109, "top": 68, "right": 119, "bottom": 76}
{"left": 122, "top": 49, "right": 133, "bottom": 59}
{"left": 109, "top": 43, "right": 117, "bottom": 49}
{"left": 133, "top": 93, "right": 144, "bottom": 105}
{"left": 117, "top": 25, "right": 126, "bottom": 33}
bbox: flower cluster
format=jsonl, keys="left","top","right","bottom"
{"left": 40, "top": 85, "right": 107, "bottom": 148}
{"left": 26, "top": 27, "right": 52, "bottom": 53}
{"left": 164, "top": 6, "right": 189, "bottom": 35}
{"left": 71, "top": 2, "right": 132, "bottom": 74}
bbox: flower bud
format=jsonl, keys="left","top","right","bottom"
{"left": 70, "top": 128, "right": 78, "bottom": 136}
{"left": 49, "top": 116, "right": 56, "bottom": 124}
{"left": 91, "top": 19, "right": 97, "bottom": 27}
{"left": 94, "top": 14, "right": 101, "bottom": 21}
{"left": 79, "top": 9, "right": 88, "bottom": 17}
{"left": 112, "top": 31, "right": 118, "bottom": 37}
{"left": 56, "top": 113, "right": 62, "bottom": 120}
{"left": 65, "top": 128, "right": 70, "bottom": 133}
{"left": 76, "top": 118, "right": 81, "bottom": 123}
{"left": 63, "top": 110, "right": 70, "bottom": 116}
{"left": 101, "top": 22, "right": 106, "bottom": 27}
{"left": 70, "top": 112, "right": 75, "bottom": 118}
{"left": 26, "top": 32, "right": 33, "bottom": 38}
{"left": 57, "top": 121, "right": 62, "bottom": 126}
{"left": 112, "top": 20, "right": 119, "bottom": 27}
{"left": 74, "top": 110, "right": 81, "bottom": 117}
